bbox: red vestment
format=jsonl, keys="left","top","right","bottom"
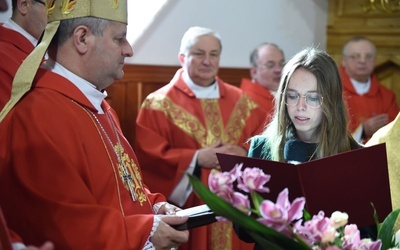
{"left": 0, "top": 207, "right": 12, "bottom": 250}
{"left": 0, "top": 69, "right": 165, "bottom": 249}
{"left": 240, "top": 78, "right": 275, "bottom": 124}
{"left": 0, "top": 206, "right": 24, "bottom": 250}
{"left": 135, "top": 69, "right": 265, "bottom": 250}
{"left": 340, "top": 66, "right": 399, "bottom": 136}
{"left": 0, "top": 25, "right": 35, "bottom": 110}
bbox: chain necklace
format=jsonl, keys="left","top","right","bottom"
{"left": 87, "top": 109, "right": 137, "bottom": 202}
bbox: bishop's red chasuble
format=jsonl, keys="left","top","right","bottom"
{"left": 0, "top": 69, "right": 165, "bottom": 249}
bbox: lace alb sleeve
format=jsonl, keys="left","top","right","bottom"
{"left": 142, "top": 215, "right": 161, "bottom": 250}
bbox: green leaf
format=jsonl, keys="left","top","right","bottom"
{"left": 250, "top": 191, "right": 264, "bottom": 217}
{"left": 303, "top": 209, "right": 311, "bottom": 221}
{"left": 188, "top": 174, "right": 312, "bottom": 250}
{"left": 377, "top": 208, "right": 400, "bottom": 249}
{"left": 372, "top": 203, "right": 380, "bottom": 231}
{"left": 248, "top": 231, "right": 289, "bottom": 250}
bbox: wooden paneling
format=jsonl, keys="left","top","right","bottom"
{"left": 106, "top": 65, "right": 249, "bottom": 146}
{"left": 327, "top": 0, "right": 400, "bottom": 104}
{"left": 327, "top": 0, "right": 400, "bottom": 58}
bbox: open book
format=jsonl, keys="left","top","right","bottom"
{"left": 217, "top": 143, "right": 392, "bottom": 228}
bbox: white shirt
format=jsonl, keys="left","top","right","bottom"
{"left": 350, "top": 77, "right": 371, "bottom": 96}
{"left": 3, "top": 19, "right": 38, "bottom": 47}
{"left": 182, "top": 71, "right": 220, "bottom": 99}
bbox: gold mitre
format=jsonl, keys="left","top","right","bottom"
{"left": 47, "top": 0, "right": 127, "bottom": 24}
{"left": 0, "top": 0, "right": 128, "bottom": 122}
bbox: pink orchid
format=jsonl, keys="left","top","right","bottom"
{"left": 208, "top": 164, "right": 244, "bottom": 202}
{"left": 237, "top": 167, "right": 271, "bottom": 193}
{"left": 257, "top": 188, "right": 305, "bottom": 233}
{"left": 342, "top": 224, "right": 361, "bottom": 249}
{"left": 293, "top": 211, "right": 334, "bottom": 245}
{"left": 356, "top": 239, "right": 382, "bottom": 250}
{"left": 208, "top": 169, "right": 235, "bottom": 194}
{"left": 231, "top": 192, "right": 251, "bottom": 215}
{"left": 229, "top": 163, "right": 243, "bottom": 179}
{"left": 205, "top": 165, "right": 386, "bottom": 249}
{"left": 322, "top": 247, "right": 342, "bottom": 250}
{"left": 342, "top": 224, "right": 382, "bottom": 250}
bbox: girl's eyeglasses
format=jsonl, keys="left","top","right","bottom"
{"left": 284, "top": 91, "right": 323, "bottom": 108}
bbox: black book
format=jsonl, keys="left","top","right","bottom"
{"left": 173, "top": 204, "right": 217, "bottom": 230}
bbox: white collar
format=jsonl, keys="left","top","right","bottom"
{"left": 182, "top": 71, "right": 220, "bottom": 99}
{"left": 350, "top": 77, "right": 371, "bottom": 95}
{"left": 3, "top": 19, "right": 38, "bottom": 47}
{"left": 42, "top": 58, "right": 107, "bottom": 114}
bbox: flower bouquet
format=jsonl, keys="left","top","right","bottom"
{"left": 188, "top": 163, "right": 400, "bottom": 250}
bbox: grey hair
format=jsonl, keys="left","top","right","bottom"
{"left": 249, "top": 42, "right": 284, "bottom": 67}
{"left": 342, "top": 36, "right": 376, "bottom": 56}
{"left": 55, "top": 17, "right": 111, "bottom": 46}
{"left": 179, "top": 26, "right": 222, "bottom": 55}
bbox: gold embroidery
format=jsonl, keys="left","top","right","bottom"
{"left": 61, "top": 0, "right": 76, "bottom": 14}
{"left": 117, "top": 144, "right": 147, "bottom": 206}
{"left": 112, "top": 0, "right": 119, "bottom": 9}
{"left": 77, "top": 101, "right": 147, "bottom": 206}
{"left": 211, "top": 222, "right": 232, "bottom": 250}
{"left": 143, "top": 93, "right": 257, "bottom": 147}
{"left": 142, "top": 94, "right": 208, "bottom": 146}
{"left": 224, "top": 94, "right": 258, "bottom": 145}
{"left": 46, "top": 0, "right": 56, "bottom": 15}
{"left": 201, "top": 99, "right": 224, "bottom": 146}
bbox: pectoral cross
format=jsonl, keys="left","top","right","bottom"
{"left": 86, "top": 108, "right": 138, "bottom": 203}
{"left": 121, "top": 164, "right": 137, "bottom": 202}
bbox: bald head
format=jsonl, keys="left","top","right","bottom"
{"left": 250, "top": 43, "right": 285, "bottom": 92}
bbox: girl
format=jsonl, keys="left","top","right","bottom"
{"left": 236, "top": 47, "right": 368, "bottom": 249}
{"left": 249, "top": 47, "right": 360, "bottom": 161}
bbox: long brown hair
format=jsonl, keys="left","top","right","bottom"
{"left": 261, "top": 47, "right": 359, "bottom": 161}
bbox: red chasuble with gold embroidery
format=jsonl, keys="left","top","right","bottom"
{"left": 0, "top": 69, "right": 165, "bottom": 249}
{"left": 135, "top": 69, "right": 265, "bottom": 250}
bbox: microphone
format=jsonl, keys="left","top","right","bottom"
{"left": 284, "top": 139, "right": 317, "bottom": 164}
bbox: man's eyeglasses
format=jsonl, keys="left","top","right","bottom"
{"left": 32, "top": 0, "right": 46, "bottom": 6}
{"left": 345, "top": 53, "right": 375, "bottom": 62}
{"left": 284, "top": 91, "right": 323, "bottom": 108}
{"left": 257, "top": 62, "right": 284, "bottom": 70}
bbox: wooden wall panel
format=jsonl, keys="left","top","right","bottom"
{"left": 327, "top": 0, "right": 400, "bottom": 104}
{"left": 105, "top": 80, "right": 127, "bottom": 132}
{"left": 106, "top": 65, "right": 249, "bottom": 146}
